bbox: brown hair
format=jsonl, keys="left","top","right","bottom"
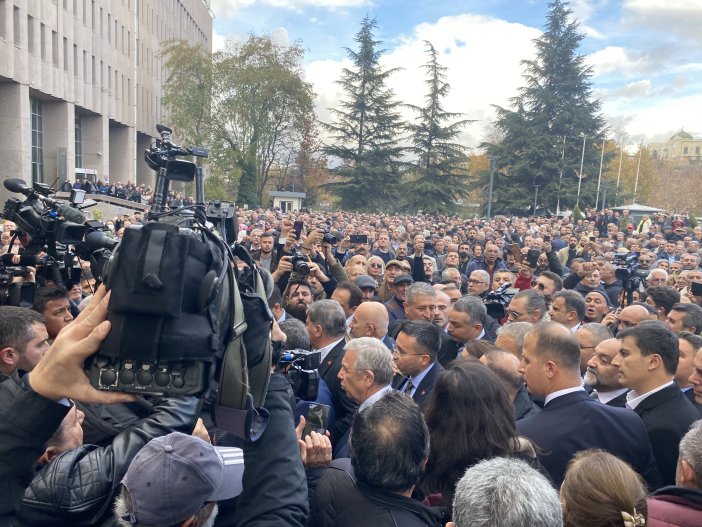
{"left": 561, "top": 450, "right": 647, "bottom": 527}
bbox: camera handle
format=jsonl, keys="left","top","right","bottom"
{"left": 149, "top": 166, "right": 170, "bottom": 219}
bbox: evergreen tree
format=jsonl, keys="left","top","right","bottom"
{"left": 323, "top": 17, "right": 406, "bottom": 211}
{"left": 483, "top": 0, "right": 606, "bottom": 214}
{"left": 403, "top": 42, "right": 473, "bottom": 215}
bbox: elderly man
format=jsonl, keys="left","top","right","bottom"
{"left": 494, "top": 322, "right": 532, "bottom": 359}
{"left": 467, "top": 270, "right": 490, "bottom": 298}
{"left": 481, "top": 350, "right": 540, "bottom": 421}
{"left": 334, "top": 337, "right": 395, "bottom": 457}
{"left": 575, "top": 322, "right": 613, "bottom": 378}
{"left": 384, "top": 274, "right": 413, "bottom": 325}
{"left": 647, "top": 421, "right": 702, "bottom": 525}
{"left": 505, "top": 289, "right": 546, "bottom": 325}
{"left": 349, "top": 301, "right": 394, "bottom": 351}
{"left": 449, "top": 458, "right": 562, "bottom": 527}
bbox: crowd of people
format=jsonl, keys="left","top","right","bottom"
{"left": 60, "top": 178, "right": 192, "bottom": 208}
{"left": 1, "top": 203, "right": 702, "bottom": 527}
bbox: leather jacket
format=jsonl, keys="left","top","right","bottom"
{"left": 19, "top": 397, "right": 200, "bottom": 526}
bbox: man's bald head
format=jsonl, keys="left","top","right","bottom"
{"left": 350, "top": 301, "right": 389, "bottom": 339}
{"left": 618, "top": 304, "right": 655, "bottom": 330}
{"left": 481, "top": 350, "right": 523, "bottom": 399}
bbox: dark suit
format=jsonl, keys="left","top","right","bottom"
{"left": 632, "top": 383, "right": 701, "bottom": 487}
{"left": 391, "top": 362, "right": 444, "bottom": 410}
{"left": 683, "top": 386, "right": 702, "bottom": 413}
{"left": 513, "top": 385, "right": 541, "bottom": 421}
{"left": 384, "top": 296, "right": 405, "bottom": 327}
{"left": 437, "top": 330, "right": 460, "bottom": 367}
{"left": 606, "top": 390, "right": 629, "bottom": 408}
{"left": 318, "top": 339, "right": 359, "bottom": 444}
{"left": 517, "top": 390, "right": 661, "bottom": 489}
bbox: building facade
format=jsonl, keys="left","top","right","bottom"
{"left": 0, "top": 0, "right": 212, "bottom": 205}
{"left": 649, "top": 131, "right": 702, "bottom": 160}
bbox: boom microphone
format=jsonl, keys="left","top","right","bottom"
{"left": 57, "top": 204, "right": 86, "bottom": 225}
{"left": 3, "top": 178, "right": 32, "bottom": 196}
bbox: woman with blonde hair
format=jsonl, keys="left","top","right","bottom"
{"left": 366, "top": 255, "right": 385, "bottom": 286}
{"left": 561, "top": 450, "right": 647, "bottom": 527}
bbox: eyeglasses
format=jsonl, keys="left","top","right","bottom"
{"left": 532, "top": 282, "right": 548, "bottom": 291}
{"left": 507, "top": 310, "right": 529, "bottom": 319}
{"left": 467, "top": 279, "right": 487, "bottom": 285}
{"left": 369, "top": 263, "right": 383, "bottom": 269}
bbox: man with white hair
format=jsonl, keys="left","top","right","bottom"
{"left": 448, "top": 457, "right": 563, "bottom": 527}
{"left": 334, "top": 337, "right": 394, "bottom": 458}
{"left": 647, "top": 268, "right": 669, "bottom": 288}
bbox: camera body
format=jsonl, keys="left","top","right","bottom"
{"left": 278, "top": 348, "right": 320, "bottom": 401}
{"left": 614, "top": 253, "right": 647, "bottom": 291}
{"left": 322, "top": 231, "right": 337, "bottom": 245}
{"left": 291, "top": 249, "right": 310, "bottom": 276}
{"left": 483, "top": 283, "right": 518, "bottom": 319}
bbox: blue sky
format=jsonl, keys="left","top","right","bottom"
{"left": 210, "top": 0, "right": 702, "bottom": 148}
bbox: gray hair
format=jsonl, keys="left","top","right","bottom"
{"left": 495, "top": 321, "right": 532, "bottom": 350}
{"left": 279, "top": 318, "right": 311, "bottom": 350}
{"left": 648, "top": 268, "right": 668, "bottom": 281}
{"left": 345, "top": 337, "right": 394, "bottom": 386}
{"left": 679, "top": 420, "right": 702, "bottom": 488}
{"left": 512, "top": 290, "right": 546, "bottom": 321}
{"left": 453, "top": 295, "right": 487, "bottom": 325}
{"left": 405, "top": 282, "right": 436, "bottom": 306}
{"left": 577, "top": 322, "right": 613, "bottom": 345}
{"left": 306, "top": 299, "right": 347, "bottom": 338}
{"left": 452, "top": 457, "right": 563, "bottom": 527}
{"left": 469, "top": 270, "right": 490, "bottom": 283}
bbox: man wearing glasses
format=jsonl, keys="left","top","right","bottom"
{"left": 467, "top": 271, "right": 490, "bottom": 298}
{"left": 505, "top": 290, "right": 546, "bottom": 325}
{"left": 391, "top": 320, "right": 443, "bottom": 410}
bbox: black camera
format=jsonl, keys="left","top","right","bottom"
{"left": 291, "top": 250, "right": 310, "bottom": 276}
{"left": 614, "top": 253, "right": 647, "bottom": 292}
{"left": 483, "top": 283, "right": 518, "bottom": 319}
{"left": 278, "top": 348, "right": 320, "bottom": 401}
{"left": 322, "top": 232, "right": 337, "bottom": 245}
{"left": 0, "top": 266, "right": 35, "bottom": 307}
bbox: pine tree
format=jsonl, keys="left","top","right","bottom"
{"left": 484, "top": 0, "right": 606, "bottom": 214}
{"left": 403, "top": 42, "right": 473, "bottom": 215}
{"left": 323, "top": 17, "right": 406, "bottom": 211}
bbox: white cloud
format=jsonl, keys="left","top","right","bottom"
{"left": 306, "top": 13, "right": 541, "bottom": 148}
{"left": 587, "top": 46, "right": 650, "bottom": 77}
{"left": 213, "top": 30, "right": 228, "bottom": 52}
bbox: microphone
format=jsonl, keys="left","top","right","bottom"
{"left": 57, "top": 203, "right": 86, "bottom": 225}
{"left": 3, "top": 179, "right": 32, "bottom": 196}
{"left": 85, "top": 230, "right": 119, "bottom": 251}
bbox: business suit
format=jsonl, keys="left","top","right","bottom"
{"left": 391, "top": 362, "right": 444, "bottom": 410}
{"left": 517, "top": 390, "right": 661, "bottom": 489}
{"left": 437, "top": 331, "right": 460, "bottom": 367}
{"left": 318, "top": 340, "right": 359, "bottom": 444}
{"left": 513, "top": 385, "right": 541, "bottom": 421}
{"left": 606, "top": 390, "right": 629, "bottom": 408}
{"left": 683, "top": 386, "right": 702, "bottom": 413}
{"left": 632, "top": 383, "right": 701, "bottom": 487}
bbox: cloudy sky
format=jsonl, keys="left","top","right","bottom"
{"left": 209, "top": 0, "right": 702, "bottom": 149}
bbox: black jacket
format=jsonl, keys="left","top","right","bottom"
{"left": 313, "top": 459, "right": 443, "bottom": 527}
{"left": 18, "top": 397, "right": 200, "bottom": 526}
{"left": 0, "top": 375, "right": 69, "bottom": 527}
{"left": 632, "top": 383, "right": 701, "bottom": 488}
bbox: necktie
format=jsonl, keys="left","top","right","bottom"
{"left": 403, "top": 379, "right": 414, "bottom": 396}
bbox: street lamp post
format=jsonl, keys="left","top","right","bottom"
{"left": 576, "top": 134, "right": 587, "bottom": 207}
{"left": 487, "top": 156, "right": 498, "bottom": 220}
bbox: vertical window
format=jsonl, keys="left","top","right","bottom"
{"left": 696, "top": 146, "right": 700, "bottom": 155}
{"left": 683, "top": 146, "right": 689, "bottom": 155}
{"left": 40, "top": 23, "right": 46, "bottom": 60}
{"left": 73, "top": 44, "right": 78, "bottom": 77}
{"left": 91, "top": 55, "right": 96, "bottom": 85}
{"left": 63, "top": 37, "right": 68, "bottom": 72}
{"left": 31, "top": 99, "right": 44, "bottom": 184}
{"left": 13, "top": 6, "right": 19, "bottom": 46}
{"left": 0, "top": 0, "right": 6, "bottom": 41}
{"left": 27, "top": 15, "right": 35, "bottom": 54}
{"left": 52, "top": 30, "right": 58, "bottom": 66}
{"left": 75, "top": 115, "right": 83, "bottom": 168}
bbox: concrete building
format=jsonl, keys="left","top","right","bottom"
{"left": 649, "top": 130, "right": 702, "bottom": 160}
{"left": 0, "top": 0, "right": 212, "bottom": 205}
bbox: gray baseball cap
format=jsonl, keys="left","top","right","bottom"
{"left": 121, "top": 432, "right": 244, "bottom": 526}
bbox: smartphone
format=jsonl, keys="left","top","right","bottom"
{"left": 510, "top": 243, "right": 523, "bottom": 263}
{"left": 349, "top": 234, "right": 368, "bottom": 245}
{"left": 293, "top": 220, "right": 304, "bottom": 239}
{"left": 589, "top": 236, "right": 596, "bottom": 242}
{"left": 691, "top": 282, "right": 702, "bottom": 296}
{"left": 527, "top": 249, "right": 540, "bottom": 268}
{"left": 303, "top": 403, "right": 330, "bottom": 438}
{"left": 543, "top": 234, "right": 550, "bottom": 242}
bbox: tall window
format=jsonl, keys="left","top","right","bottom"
{"left": 31, "top": 99, "right": 44, "bottom": 184}
{"left": 75, "top": 115, "right": 83, "bottom": 168}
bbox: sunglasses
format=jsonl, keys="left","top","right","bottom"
{"left": 532, "top": 281, "right": 548, "bottom": 291}
{"left": 369, "top": 263, "right": 383, "bottom": 269}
